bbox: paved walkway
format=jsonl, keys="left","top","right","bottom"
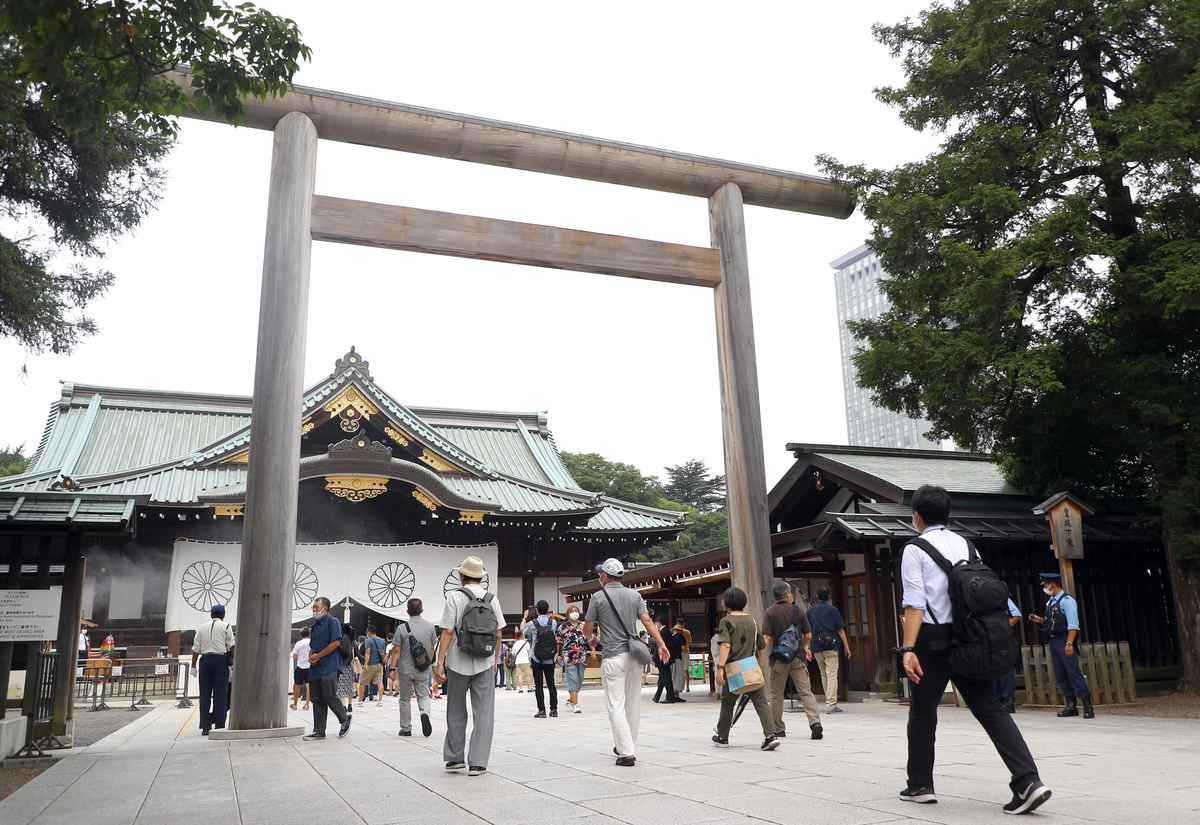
{"left": 3, "top": 685, "right": 1198, "bottom": 825}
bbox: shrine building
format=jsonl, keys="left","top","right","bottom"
{"left": 0, "top": 348, "right": 687, "bottom": 655}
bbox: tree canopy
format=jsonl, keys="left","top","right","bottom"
{"left": 663, "top": 459, "right": 726, "bottom": 512}
{"left": 0, "top": 444, "right": 27, "bottom": 478}
{"left": 0, "top": 0, "right": 308, "bottom": 355}
{"left": 819, "top": 0, "right": 1200, "bottom": 687}
{"left": 559, "top": 451, "right": 729, "bottom": 562}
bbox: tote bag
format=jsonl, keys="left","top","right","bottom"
{"left": 724, "top": 619, "right": 765, "bottom": 695}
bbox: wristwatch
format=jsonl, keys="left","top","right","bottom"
{"left": 898, "top": 645, "right": 916, "bottom": 654}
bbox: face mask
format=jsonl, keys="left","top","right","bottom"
{"left": 569, "top": 612, "right": 580, "bottom": 621}
{"left": 1042, "top": 586, "right": 1053, "bottom": 596}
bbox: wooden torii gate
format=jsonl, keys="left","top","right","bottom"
{"left": 171, "top": 70, "right": 853, "bottom": 732}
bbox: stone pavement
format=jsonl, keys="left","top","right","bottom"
{"left": 2, "top": 684, "right": 1197, "bottom": 825}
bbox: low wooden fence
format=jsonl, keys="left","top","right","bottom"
{"left": 1021, "top": 641, "right": 1137, "bottom": 706}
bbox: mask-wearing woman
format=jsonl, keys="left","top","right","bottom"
{"left": 557, "top": 608, "right": 588, "bottom": 713}
{"left": 338, "top": 622, "right": 357, "bottom": 716}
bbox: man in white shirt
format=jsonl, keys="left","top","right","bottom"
{"left": 190, "top": 604, "right": 235, "bottom": 735}
{"left": 898, "top": 485, "right": 1050, "bottom": 815}
{"left": 291, "top": 628, "right": 311, "bottom": 711}
{"left": 434, "top": 556, "right": 505, "bottom": 776}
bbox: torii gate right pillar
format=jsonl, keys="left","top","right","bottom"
{"left": 710, "top": 182, "right": 775, "bottom": 620}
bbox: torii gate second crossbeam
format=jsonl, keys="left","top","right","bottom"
{"left": 170, "top": 70, "right": 854, "bottom": 732}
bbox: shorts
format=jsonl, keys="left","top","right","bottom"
{"left": 563, "top": 662, "right": 586, "bottom": 692}
{"left": 293, "top": 667, "right": 309, "bottom": 685}
{"left": 364, "top": 663, "right": 384, "bottom": 682}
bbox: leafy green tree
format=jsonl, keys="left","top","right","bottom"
{"left": 0, "top": 1, "right": 309, "bottom": 354}
{"left": 0, "top": 445, "right": 28, "bottom": 478}
{"left": 819, "top": 0, "right": 1200, "bottom": 688}
{"left": 559, "top": 451, "right": 729, "bottom": 563}
{"left": 560, "top": 452, "right": 664, "bottom": 507}
{"left": 663, "top": 459, "right": 726, "bottom": 512}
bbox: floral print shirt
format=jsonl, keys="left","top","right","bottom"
{"left": 556, "top": 620, "right": 587, "bottom": 666}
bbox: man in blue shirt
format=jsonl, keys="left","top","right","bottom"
{"left": 807, "top": 589, "right": 850, "bottom": 713}
{"left": 1029, "top": 573, "right": 1094, "bottom": 719}
{"left": 992, "top": 598, "right": 1022, "bottom": 713}
{"left": 304, "top": 596, "right": 351, "bottom": 740}
{"left": 523, "top": 600, "right": 558, "bottom": 718}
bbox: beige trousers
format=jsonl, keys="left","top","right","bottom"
{"left": 768, "top": 658, "right": 821, "bottom": 732}
{"left": 816, "top": 650, "right": 841, "bottom": 707}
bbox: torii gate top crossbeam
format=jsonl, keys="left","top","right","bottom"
{"left": 169, "top": 70, "right": 853, "bottom": 219}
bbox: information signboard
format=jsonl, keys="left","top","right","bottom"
{"left": 0, "top": 588, "right": 62, "bottom": 642}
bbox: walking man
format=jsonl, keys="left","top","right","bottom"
{"left": 359, "top": 626, "right": 387, "bottom": 707}
{"left": 190, "top": 603, "right": 234, "bottom": 735}
{"left": 898, "top": 485, "right": 1050, "bottom": 814}
{"left": 670, "top": 620, "right": 691, "bottom": 699}
{"left": 291, "top": 627, "right": 311, "bottom": 710}
{"left": 435, "top": 555, "right": 505, "bottom": 776}
{"left": 807, "top": 588, "right": 850, "bottom": 713}
{"left": 1030, "top": 573, "right": 1094, "bottom": 719}
{"left": 763, "top": 581, "right": 823, "bottom": 740}
{"left": 392, "top": 597, "right": 437, "bottom": 737}
{"left": 524, "top": 600, "right": 559, "bottom": 718}
{"left": 582, "top": 558, "right": 670, "bottom": 766}
{"left": 304, "top": 597, "right": 351, "bottom": 740}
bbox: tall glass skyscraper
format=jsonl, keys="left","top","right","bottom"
{"left": 832, "top": 244, "right": 942, "bottom": 450}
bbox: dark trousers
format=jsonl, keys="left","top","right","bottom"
{"left": 992, "top": 669, "right": 1016, "bottom": 705}
{"left": 1049, "top": 637, "right": 1090, "bottom": 698}
{"left": 531, "top": 661, "right": 557, "bottom": 712}
{"left": 908, "top": 624, "right": 1039, "bottom": 793}
{"left": 310, "top": 673, "right": 348, "bottom": 735}
{"left": 198, "top": 653, "right": 229, "bottom": 731}
{"left": 654, "top": 661, "right": 677, "bottom": 702}
{"left": 716, "top": 685, "right": 774, "bottom": 738}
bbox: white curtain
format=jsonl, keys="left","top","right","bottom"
{"left": 165, "top": 539, "right": 499, "bottom": 632}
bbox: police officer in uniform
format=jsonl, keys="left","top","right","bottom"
{"left": 190, "top": 604, "right": 235, "bottom": 735}
{"left": 1029, "top": 573, "right": 1094, "bottom": 719}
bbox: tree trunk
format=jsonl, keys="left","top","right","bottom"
{"left": 1162, "top": 505, "right": 1200, "bottom": 693}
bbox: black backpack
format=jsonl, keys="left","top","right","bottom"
{"left": 909, "top": 537, "right": 1013, "bottom": 680}
{"left": 532, "top": 618, "right": 556, "bottom": 661}
{"left": 398, "top": 621, "right": 432, "bottom": 671}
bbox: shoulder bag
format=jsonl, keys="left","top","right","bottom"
{"left": 599, "top": 587, "right": 653, "bottom": 666}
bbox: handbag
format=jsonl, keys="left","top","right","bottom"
{"left": 599, "top": 586, "right": 653, "bottom": 666}
{"left": 722, "top": 619, "right": 765, "bottom": 695}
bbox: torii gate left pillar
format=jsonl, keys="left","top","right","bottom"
{"left": 223, "top": 112, "right": 316, "bottom": 734}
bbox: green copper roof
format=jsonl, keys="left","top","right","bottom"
{"left": 3, "top": 349, "right": 686, "bottom": 535}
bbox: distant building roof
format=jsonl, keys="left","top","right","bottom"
{"left": 781, "top": 443, "right": 1024, "bottom": 500}
{"left": 830, "top": 243, "right": 874, "bottom": 270}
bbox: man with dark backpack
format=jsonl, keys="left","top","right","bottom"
{"left": 523, "top": 600, "right": 559, "bottom": 718}
{"left": 435, "top": 556, "right": 506, "bottom": 776}
{"left": 391, "top": 597, "right": 437, "bottom": 738}
{"left": 762, "top": 581, "right": 823, "bottom": 740}
{"left": 898, "top": 485, "right": 1051, "bottom": 815}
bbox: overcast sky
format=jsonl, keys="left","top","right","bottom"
{"left": 0, "top": 1, "right": 937, "bottom": 487}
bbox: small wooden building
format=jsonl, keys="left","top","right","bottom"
{"left": 564, "top": 444, "right": 1176, "bottom": 693}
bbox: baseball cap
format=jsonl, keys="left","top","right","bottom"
{"left": 600, "top": 558, "right": 625, "bottom": 577}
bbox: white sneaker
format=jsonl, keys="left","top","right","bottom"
{"left": 572, "top": 704, "right": 582, "bottom": 714}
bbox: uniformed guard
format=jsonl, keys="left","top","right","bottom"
{"left": 190, "top": 604, "right": 235, "bottom": 735}
{"left": 1029, "top": 573, "right": 1094, "bottom": 719}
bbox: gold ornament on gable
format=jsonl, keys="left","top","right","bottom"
{"left": 325, "top": 475, "right": 388, "bottom": 503}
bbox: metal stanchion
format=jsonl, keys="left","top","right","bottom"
{"left": 93, "top": 676, "right": 110, "bottom": 711}
{"left": 176, "top": 662, "right": 193, "bottom": 708}
{"left": 137, "top": 671, "right": 152, "bottom": 707}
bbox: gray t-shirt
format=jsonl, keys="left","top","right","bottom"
{"left": 584, "top": 582, "right": 647, "bottom": 659}
{"left": 393, "top": 615, "right": 438, "bottom": 678}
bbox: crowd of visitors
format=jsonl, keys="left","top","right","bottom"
{"left": 191, "top": 480, "right": 1063, "bottom": 817}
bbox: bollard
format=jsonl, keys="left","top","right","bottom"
{"left": 137, "top": 670, "right": 152, "bottom": 707}
{"left": 176, "top": 661, "right": 193, "bottom": 709}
